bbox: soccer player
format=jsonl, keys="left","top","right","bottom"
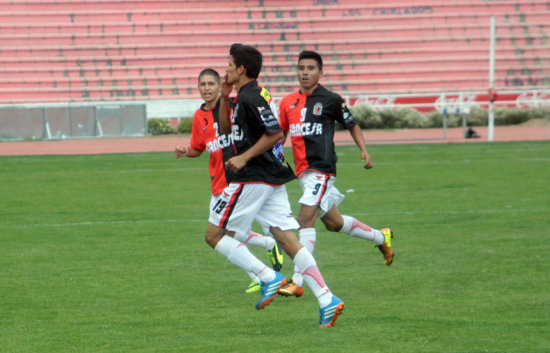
{"left": 210, "top": 43, "right": 344, "bottom": 327}
{"left": 175, "top": 68, "right": 283, "bottom": 294}
{"left": 277, "top": 50, "right": 394, "bottom": 298}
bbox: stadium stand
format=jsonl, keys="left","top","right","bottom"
{"left": 0, "top": 0, "right": 548, "bottom": 104}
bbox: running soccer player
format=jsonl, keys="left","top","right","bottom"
{"left": 175, "top": 68, "right": 283, "bottom": 294}
{"left": 209, "top": 43, "right": 344, "bottom": 327}
{"left": 277, "top": 50, "right": 394, "bottom": 298}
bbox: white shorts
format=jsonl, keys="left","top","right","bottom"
{"left": 209, "top": 193, "right": 273, "bottom": 236}
{"left": 298, "top": 171, "right": 344, "bottom": 218}
{"left": 209, "top": 183, "right": 299, "bottom": 236}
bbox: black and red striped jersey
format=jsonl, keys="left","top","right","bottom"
{"left": 279, "top": 84, "right": 357, "bottom": 176}
{"left": 229, "top": 80, "right": 295, "bottom": 185}
{"left": 189, "top": 99, "right": 235, "bottom": 195}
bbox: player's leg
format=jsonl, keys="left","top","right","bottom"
{"left": 233, "top": 228, "right": 282, "bottom": 292}
{"left": 297, "top": 171, "right": 343, "bottom": 239}
{"left": 208, "top": 183, "right": 286, "bottom": 307}
{"left": 234, "top": 230, "right": 275, "bottom": 252}
{"left": 270, "top": 226, "right": 345, "bottom": 327}
{"left": 218, "top": 183, "right": 287, "bottom": 309}
{"left": 234, "top": 228, "right": 283, "bottom": 272}
{"left": 269, "top": 226, "right": 330, "bottom": 303}
{"left": 211, "top": 232, "right": 286, "bottom": 309}
{"left": 324, "top": 206, "right": 382, "bottom": 242}
{"left": 323, "top": 207, "right": 394, "bottom": 266}
{"left": 242, "top": 245, "right": 261, "bottom": 294}
{"left": 205, "top": 194, "right": 266, "bottom": 292}
{"left": 280, "top": 172, "right": 334, "bottom": 296}
{"left": 279, "top": 204, "right": 319, "bottom": 295}
{"left": 259, "top": 185, "right": 345, "bottom": 326}
{"left": 296, "top": 204, "right": 320, "bottom": 254}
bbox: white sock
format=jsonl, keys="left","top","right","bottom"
{"left": 234, "top": 231, "right": 275, "bottom": 251}
{"left": 293, "top": 247, "right": 332, "bottom": 307}
{"left": 341, "top": 215, "right": 384, "bottom": 245}
{"left": 299, "top": 228, "right": 317, "bottom": 253}
{"left": 247, "top": 272, "right": 260, "bottom": 282}
{"left": 291, "top": 228, "right": 317, "bottom": 287}
{"left": 214, "top": 235, "right": 275, "bottom": 283}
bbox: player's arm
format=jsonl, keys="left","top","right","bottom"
{"left": 281, "top": 131, "right": 289, "bottom": 145}
{"left": 175, "top": 145, "right": 203, "bottom": 158}
{"left": 225, "top": 131, "right": 283, "bottom": 172}
{"left": 218, "top": 75, "right": 233, "bottom": 135}
{"left": 278, "top": 99, "right": 290, "bottom": 145}
{"left": 338, "top": 97, "right": 373, "bottom": 169}
{"left": 349, "top": 124, "right": 373, "bottom": 169}
{"left": 176, "top": 111, "right": 206, "bottom": 159}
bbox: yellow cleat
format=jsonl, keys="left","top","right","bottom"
{"left": 377, "top": 227, "right": 394, "bottom": 266}
{"left": 266, "top": 240, "right": 284, "bottom": 272}
{"left": 243, "top": 281, "right": 261, "bottom": 294}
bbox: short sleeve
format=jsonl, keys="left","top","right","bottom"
{"left": 335, "top": 95, "right": 357, "bottom": 130}
{"left": 248, "top": 87, "right": 282, "bottom": 136}
{"left": 189, "top": 110, "right": 207, "bottom": 151}
{"left": 278, "top": 97, "right": 289, "bottom": 132}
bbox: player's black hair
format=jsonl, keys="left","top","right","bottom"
{"left": 198, "top": 68, "right": 220, "bottom": 83}
{"left": 229, "top": 43, "right": 263, "bottom": 79}
{"left": 298, "top": 50, "right": 323, "bottom": 70}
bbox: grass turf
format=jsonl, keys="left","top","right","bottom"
{"left": 1, "top": 141, "right": 549, "bottom": 353}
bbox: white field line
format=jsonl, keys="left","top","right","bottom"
{"left": 2, "top": 207, "right": 548, "bottom": 230}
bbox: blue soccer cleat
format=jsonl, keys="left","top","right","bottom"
{"left": 319, "top": 296, "right": 345, "bottom": 327}
{"left": 256, "top": 272, "right": 287, "bottom": 310}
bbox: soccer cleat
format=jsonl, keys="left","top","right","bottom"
{"left": 377, "top": 227, "right": 394, "bottom": 266}
{"left": 256, "top": 272, "right": 287, "bottom": 310}
{"left": 319, "top": 296, "right": 345, "bottom": 327}
{"left": 266, "top": 240, "right": 284, "bottom": 272}
{"left": 277, "top": 279, "right": 304, "bottom": 297}
{"left": 242, "top": 281, "right": 260, "bottom": 294}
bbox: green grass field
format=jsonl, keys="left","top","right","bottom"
{"left": 1, "top": 141, "right": 549, "bottom": 353}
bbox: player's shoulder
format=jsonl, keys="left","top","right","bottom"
{"left": 240, "top": 84, "right": 274, "bottom": 109}
{"left": 280, "top": 91, "right": 301, "bottom": 106}
{"left": 194, "top": 112, "right": 213, "bottom": 130}
{"left": 193, "top": 107, "right": 205, "bottom": 120}
{"left": 314, "top": 85, "right": 342, "bottom": 100}
{"left": 236, "top": 83, "right": 256, "bottom": 102}
{"left": 239, "top": 80, "right": 260, "bottom": 95}
{"left": 194, "top": 102, "right": 209, "bottom": 115}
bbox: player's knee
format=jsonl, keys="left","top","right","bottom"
{"left": 204, "top": 234, "right": 215, "bottom": 248}
{"left": 204, "top": 232, "right": 222, "bottom": 249}
{"left": 297, "top": 214, "right": 315, "bottom": 228}
{"left": 322, "top": 217, "right": 343, "bottom": 232}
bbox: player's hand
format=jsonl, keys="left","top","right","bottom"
{"left": 362, "top": 152, "right": 373, "bottom": 169}
{"left": 221, "top": 74, "right": 233, "bottom": 100}
{"left": 175, "top": 145, "right": 188, "bottom": 158}
{"left": 225, "top": 155, "right": 246, "bottom": 172}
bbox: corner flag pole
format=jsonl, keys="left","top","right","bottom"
{"left": 488, "top": 16, "right": 496, "bottom": 142}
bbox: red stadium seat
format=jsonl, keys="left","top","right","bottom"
{"left": 0, "top": 0, "right": 548, "bottom": 104}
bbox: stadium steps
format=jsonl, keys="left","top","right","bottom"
{"left": 2, "top": 33, "right": 547, "bottom": 57}
{"left": 0, "top": 0, "right": 548, "bottom": 103}
{"left": 1, "top": 2, "right": 549, "bottom": 25}
{"left": 1, "top": 11, "right": 548, "bottom": 32}
{"left": 3, "top": 57, "right": 547, "bottom": 81}
{"left": 3, "top": 11, "right": 549, "bottom": 38}
{"left": 3, "top": 21, "right": 549, "bottom": 46}
{"left": 2, "top": 43, "right": 547, "bottom": 67}
{"left": 5, "top": 76, "right": 543, "bottom": 103}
